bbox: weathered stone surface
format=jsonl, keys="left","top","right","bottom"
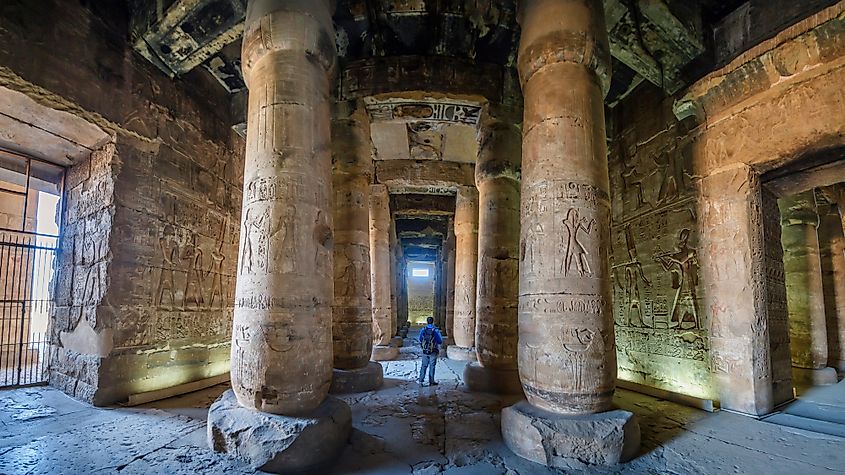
{"left": 501, "top": 400, "right": 640, "bottom": 467}
{"left": 452, "top": 186, "right": 479, "bottom": 355}
{"left": 463, "top": 362, "right": 523, "bottom": 395}
{"left": 446, "top": 345, "right": 477, "bottom": 362}
{"left": 792, "top": 366, "right": 839, "bottom": 387}
{"left": 472, "top": 114, "right": 521, "bottom": 390}
{"left": 516, "top": 0, "right": 616, "bottom": 416}
{"left": 370, "top": 184, "right": 394, "bottom": 347}
{"left": 330, "top": 362, "right": 384, "bottom": 394}
{"left": 371, "top": 344, "right": 400, "bottom": 361}
{"left": 229, "top": 0, "right": 336, "bottom": 415}
{"left": 332, "top": 101, "right": 375, "bottom": 372}
{"left": 779, "top": 191, "right": 834, "bottom": 380}
{"left": 207, "top": 390, "right": 351, "bottom": 473}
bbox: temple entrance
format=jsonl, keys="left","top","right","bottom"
{"left": 0, "top": 151, "right": 64, "bottom": 387}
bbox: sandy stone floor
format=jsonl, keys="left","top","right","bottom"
{"left": 1, "top": 331, "right": 844, "bottom": 474}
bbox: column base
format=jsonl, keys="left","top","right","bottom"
{"left": 463, "top": 362, "right": 523, "bottom": 395}
{"left": 371, "top": 344, "right": 399, "bottom": 361}
{"left": 792, "top": 366, "right": 839, "bottom": 386}
{"left": 501, "top": 400, "right": 640, "bottom": 467}
{"left": 446, "top": 345, "right": 477, "bottom": 361}
{"left": 390, "top": 336, "right": 404, "bottom": 347}
{"left": 207, "top": 390, "right": 351, "bottom": 474}
{"left": 330, "top": 362, "right": 384, "bottom": 394}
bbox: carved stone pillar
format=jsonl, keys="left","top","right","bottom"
{"left": 501, "top": 0, "right": 639, "bottom": 467}
{"left": 388, "top": 218, "right": 403, "bottom": 347}
{"left": 699, "top": 165, "right": 784, "bottom": 415}
{"left": 464, "top": 115, "right": 522, "bottom": 394}
{"left": 329, "top": 101, "right": 383, "bottom": 393}
{"left": 207, "top": 1, "right": 351, "bottom": 471}
{"left": 444, "top": 218, "right": 456, "bottom": 345}
{"left": 821, "top": 187, "right": 845, "bottom": 371}
{"left": 370, "top": 184, "right": 399, "bottom": 360}
{"left": 396, "top": 249, "right": 410, "bottom": 334}
{"left": 447, "top": 186, "right": 479, "bottom": 361}
{"left": 780, "top": 191, "right": 838, "bottom": 386}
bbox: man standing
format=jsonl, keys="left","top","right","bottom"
{"left": 418, "top": 316, "right": 443, "bottom": 386}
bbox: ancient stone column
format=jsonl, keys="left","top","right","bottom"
{"left": 447, "top": 186, "right": 479, "bottom": 361}
{"left": 444, "top": 219, "right": 456, "bottom": 345}
{"left": 464, "top": 116, "right": 522, "bottom": 394}
{"left": 329, "top": 101, "right": 383, "bottom": 394}
{"left": 501, "top": 0, "right": 639, "bottom": 467}
{"left": 818, "top": 197, "right": 845, "bottom": 372}
{"left": 780, "top": 191, "right": 838, "bottom": 386}
{"left": 207, "top": 1, "right": 351, "bottom": 472}
{"left": 370, "top": 184, "right": 399, "bottom": 360}
{"left": 388, "top": 218, "right": 403, "bottom": 347}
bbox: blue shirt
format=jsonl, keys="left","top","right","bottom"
{"left": 419, "top": 324, "right": 443, "bottom": 351}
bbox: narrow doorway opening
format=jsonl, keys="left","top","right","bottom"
{"left": 407, "top": 260, "right": 435, "bottom": 324}
{"left": 0, "top": 150, "right": 64, "bottom": 387}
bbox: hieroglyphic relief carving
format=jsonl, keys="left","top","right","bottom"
{"left": 653, "top": 229, "right": 700, "bottom": 330}
{"left": 612, "top": 225, "right": 652, "bottom": 327}
{"left": 559, "top": 208, "right": 596, "bottom": 277}
{"left": 241, "top": 207, "right": 270, "bottom": 275}
{"left": 366, "top": 101, "right": 481, "bottom": 125}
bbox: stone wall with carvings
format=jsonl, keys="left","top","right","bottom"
{"left": 607, "top": 85, "right": 714, "bottom": 400}
{"left": 0, "top": 0, "right": 244, "bottom": 404}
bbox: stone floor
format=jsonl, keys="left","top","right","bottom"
{"left": 1, "top": 331, "right": 844, "bottom": 474}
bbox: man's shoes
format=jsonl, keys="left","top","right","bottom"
{"left": 429, "top": 381, "right": 439, "bottom": 386}
{"left": 417, "top": 380, "right": 425, "bottom": 386}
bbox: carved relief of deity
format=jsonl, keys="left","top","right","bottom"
{"left": 559, "top": 208, "right": 596, "bottom": 278}
{"left": 654, "top": 228, "right": 700, "bottom": 330}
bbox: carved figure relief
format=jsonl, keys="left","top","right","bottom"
{"left": 521, "top": 222, "right": 544, "bottom": 273}
{"left": 156, "top": 226, "right": 179, "bottom": 307}
{"left": 241, "top": 207, "right": 270, "bottom": 275}
{"left": 613, "top": 226, "right": 652, "bottom": 327}
{"left": 208, "top": 219, "right": 227, "bottom": 308}
{"left": 181, "top": 237, "right": 205, "bottom": 308}
{"left": 559, "top": 208, "right": 596, "bottom": 277}
{"left": 654, "top": 229, "right": 700, "bottom": 330}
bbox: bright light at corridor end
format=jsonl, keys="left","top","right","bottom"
{"left": 411, "top": 267, "right": 429, "bottom": 278}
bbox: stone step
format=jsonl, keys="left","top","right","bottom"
{"left": 783, "top": 400, "right": 845, "bottom": 426}
{"left": 763, "top": 413, "right": 845, "bottom": 439}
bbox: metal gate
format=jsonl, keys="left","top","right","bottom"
{"left": 0, "top": 151, "right": 64, "bottom": 388}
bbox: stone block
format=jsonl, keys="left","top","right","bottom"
{"left": 207, "top": 390, "right": 351, "bottom": 474}
{"left": 371, "top": 344, "right": 399, "bottom": 361}
{"left": 792, "top": 366, "right": 838, "bottom": 387}
{"left": 330, "top": 362, "right": 384, "bottom": 394}
{"left": 390, "top": 336, "right": 404, "bottom": 347}
{"left": 446, "top": 345, "right": 477, "bottom": 362}
{"left": 501, "top": 400, "right": 640, "bottom": 467}
{"left": 463, "top": 362, "right": 523, "bottom": 395}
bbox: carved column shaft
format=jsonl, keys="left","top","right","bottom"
{"left": 819, "top": 199, "right": 845, "bottom": 371}
{"left": 780, "top": 191, "right": 830, "bottom": 370}
{"left": 370, "top": 184, "right": 393, "bottom": 347}
{"left": 452, "top": 186, "right": 479, "bottom": 350}
{"left": 331, "top": 102, "right": 374, "bottom": 370}
{"left": 445, "top": 218, "right": 456, "bottom": 340}
{"left": 389, "top": 217, "right": 400, "bottom": 336}
{"left": 231, "top": 0, "right": 336, "bottom": 416}
{"left": 516, "top": 0, "right": 614, "bottom": 415}
{"left": 474, "top": 119, "right": 521, "bottom": 370}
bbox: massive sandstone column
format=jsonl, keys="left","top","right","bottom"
{"left": 501, "top": 0, "right": 639, "bottom": 467}
{"left": 818, "top": 197, "right": 845, "bottom": 372}
{"left": 447, "top": 186, "right": 479, "bottom": 361}
{"left": 388, "top": 219, "right": 403, "bottom": 347}
{"left": 779, "top": 191, "right": 838, "bottom": 386}
{"left": 370, "top": 184, "right": 399, "bottom": 360}
{"left": 464, "top": 115, "right": 522, "bottom": 394}
{"left": 329, "top": 101, "right": 383, "bottom": 393}
{"left": 207, "top": 1, "right": 350, "bottom": 472}
{"left": 444, "top": 218, "right": 456, "bottom": 344}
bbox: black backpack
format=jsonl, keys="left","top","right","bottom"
{"left": 421, "top": 327, "right": 436, "bottom": 355}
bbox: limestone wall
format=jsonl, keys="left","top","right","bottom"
{"left": 607, "top": 86, "right": 714, "bottom": 401}
{"left": 608, "top": 2, "right": 845, "bottom": 408}
{"left": 0, "top": 0, "right": 244, "bottom": 404}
